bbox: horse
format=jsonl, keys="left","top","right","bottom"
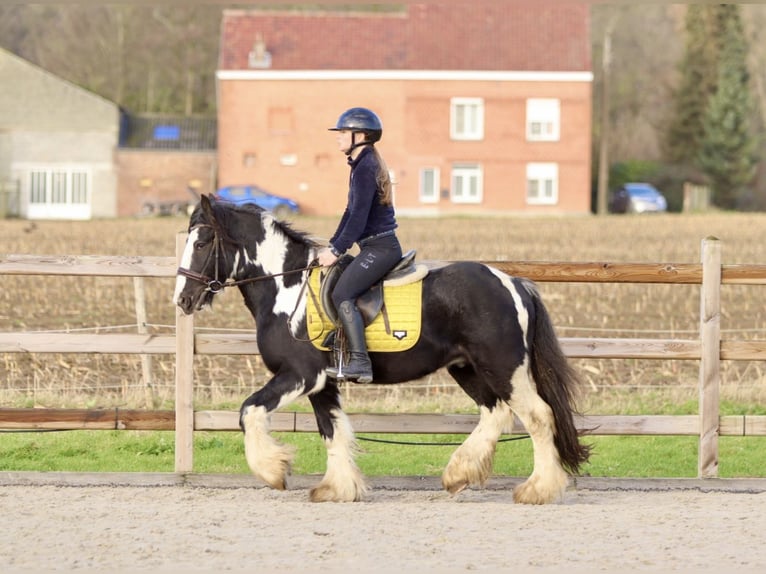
{"left": 173, "top": 195, "right": 591, "bottom": 504}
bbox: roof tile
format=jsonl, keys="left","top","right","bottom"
{"left": 221, "top": 3, "right": 590, "bottom": 72}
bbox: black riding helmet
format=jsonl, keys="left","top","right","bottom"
{"left": 329, "top": 107, "right": 382, "bottom": 154}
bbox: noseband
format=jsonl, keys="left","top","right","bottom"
{"left": 176, "top": 223, "right": 318, "bottom": 293}
{"left": 176, "top": 224, "right": 231, "bottom": 293}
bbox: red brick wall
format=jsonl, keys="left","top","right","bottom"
{"left": 116, "top": 150, "right": 217, "bottom": 217}
{"left": 217, "top": 78, "right": 592, "bottom": 216}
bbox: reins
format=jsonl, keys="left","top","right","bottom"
{"left": 176, "top": 263, "right": 319, "bottom": 293}
{"left": 176, "top": 222, "right": 320, "bottom": 294}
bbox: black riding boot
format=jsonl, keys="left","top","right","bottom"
{"left": 326, "top": 300, "right": 373, "bottom": 384}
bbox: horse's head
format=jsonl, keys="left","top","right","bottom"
{"left": 173, "top": 194, "right": 240, "bottom": 314}
{"left": 174, "top": 193, "right": 319, "bottom": 316}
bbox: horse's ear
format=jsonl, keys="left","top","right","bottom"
{"left": 201, "top": 194, "right": 215, "bottom": 221}
{"left": 200, "top": 193, "right": 229, "bottom": 238}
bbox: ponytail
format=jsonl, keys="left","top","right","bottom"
{"left": 372, "top": 146, "right": 393, "bottom": 206}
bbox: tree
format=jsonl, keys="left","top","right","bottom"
{"left": 0, "top": 5, "right": 222, "bottom": 116}
{"left": 663, "top": 5, "right": 717, "bottom": 165}
{"left": 697, "top": 5, "right": 759, "bottom": 209}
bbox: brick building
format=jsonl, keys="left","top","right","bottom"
{"left": 116, "top": 115, "right": 217, "bottom": 217}
{"left": 217, "top": 3, "right": 593, "bottom": 216}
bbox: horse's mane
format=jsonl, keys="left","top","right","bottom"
{"left": 193, "top": 197, "right": 321, "bottom": 249}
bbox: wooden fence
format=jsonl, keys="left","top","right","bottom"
{"left": 1, "top": 235, "right": 766, "bottom": 479}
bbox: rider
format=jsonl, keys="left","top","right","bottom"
{"left": 317, "top": 107, "right": 403, "bottom": 383}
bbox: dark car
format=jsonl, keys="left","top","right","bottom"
{"left": 214, "top": 185, "right": 300, "bottom": 218}
{"left": 608, "top": 183, "right": 668, "bottom": 214}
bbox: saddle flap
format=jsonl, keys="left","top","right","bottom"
{"left": 317, "top": 249, "right": 425, "bottom": 327}
{"left": 356, "top": 285, "right": 383, "bottom": 327}
{"left": 318, "top": 254, "right": 353, "bottom": 326}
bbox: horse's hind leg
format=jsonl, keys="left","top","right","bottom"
{"left": 442, "top": 362, "right": 513, "bottom": 494}
{"left": 307, "top": 386, "right": 367, "bottom": 502}
{"left": 508, "top": 361, "right": 569, "bottom": 504}
{"left": 442, "top": 400, "right": 513, "bottom": 494}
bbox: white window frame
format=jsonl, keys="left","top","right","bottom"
{"left": 450, "top": 97, "right": 484, "bottom": 141}
{"left": 419, "top": 167, "right": 440, "bottom": 204}
{"left": 526, "top": 98, "right": 560, "bottom": 142}
{"left": 24, "top": 165, "right": 92, "bottom": 219}
{"left": 451, "top": 164, "right": 483, "bottom": 204}
{"left": 526, "top": 163, "right": 558, "bottom": 205}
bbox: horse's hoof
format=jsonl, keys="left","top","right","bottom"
{"left": 260, "top": 475, "right": 287, "bottom": 491}
{"left": 309, "top": 484, "right": 362, "bottom": 503}
{"left": 443, "top": 479, "right": 469, "bottom": 496}
{"left": 513, "top": 479, "right": 561, "bottom": 505}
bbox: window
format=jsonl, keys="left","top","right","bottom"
{"left": 51, "top": 171, "right": 67, "bottom": 204}
{"left": 71, "top": 172, "right": 89, "bottom": 204}
{"left": 451, "top": 164, "right": 483, "bottom": 204}
{"left": 27, "top": 167, "right": 90, "bottom": 206}
{"left": 450, "top": 98, "right": 484, "bottom": 140}
{"left": 23, "top": 166, "right": 91, "bottom": 219}
{"left": 526, "top": 98, "right": 560, "bottom": 141}
{"left": 526, "top": 163, "right": 558, "bottom": 205}
{"left": 419, "top": 167, "right": 440, "bottom": 204}
{"left": 30, "top": 170, "right": 47, "bottom": 204}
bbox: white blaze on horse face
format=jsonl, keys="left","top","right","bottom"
{"left": 172, "top": 227, "right": 200, "bottom": 305}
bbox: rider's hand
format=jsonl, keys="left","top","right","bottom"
{"left": 317, "top": 247, "right": 339, "bottom": 268}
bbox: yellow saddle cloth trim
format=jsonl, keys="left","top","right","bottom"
{"left": 306, "top": 268, "right": 422, "bottom": 352}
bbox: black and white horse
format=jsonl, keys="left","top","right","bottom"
{"left": 174, "top": 195, "right": 590, "bottom": 504}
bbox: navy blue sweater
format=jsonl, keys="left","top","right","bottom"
{"left": 330, "top": 146, "right": 397, "bottom": 254}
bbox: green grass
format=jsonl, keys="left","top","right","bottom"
{"left": 0, "top": 430, "right": 763, "bottom": 478}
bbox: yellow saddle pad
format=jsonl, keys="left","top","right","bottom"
{"left": 306, "top": 267, "right": 423, "bottom": 352}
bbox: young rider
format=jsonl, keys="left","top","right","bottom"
{"left": 316, "top": 107, "right": 403, "bottom": 383}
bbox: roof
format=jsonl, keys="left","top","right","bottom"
{"left": 220, "top": 3, "right": 591, "bottom": 72}
{"left": 119, "top": 114, "right": 217, "bottom": 151}
{"left": 0, "top": 46, "right": 118, "bottom": 131}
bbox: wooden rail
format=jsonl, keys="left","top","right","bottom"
{"left": 1, "top": 407, "right": 764, "bottom": 436}
{"left": 2, "top": 236, "right": 766, "bottom": 478}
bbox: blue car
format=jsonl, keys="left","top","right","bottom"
{"left": 609, "top": 183, "right": 668, "bottom": 214}
{"left": 215, "top": 185, "right": 300, "bottom": 218}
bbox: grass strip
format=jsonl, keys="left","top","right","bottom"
{"left": 0, "top": 430, "right": 762, "bottom": 478}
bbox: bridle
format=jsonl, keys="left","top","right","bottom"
{"left": 176, "top": 223, "right": 319, "bottom": 293}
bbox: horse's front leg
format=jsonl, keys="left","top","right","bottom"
{"left": 239, "top": 372, "right": 304, "bottom": 490}
{"left": 307, "top": 384, "right": 367, "bottom": 502}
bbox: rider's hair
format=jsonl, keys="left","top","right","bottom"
{"left": 372, "top": 146, "right": 393, "bottom": 206}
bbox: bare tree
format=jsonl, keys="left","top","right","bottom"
{"left": 0, "top": 5, "right": 221, "bottom": 115}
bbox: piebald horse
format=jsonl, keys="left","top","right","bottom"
{"left": 174, "top": 195, "right": 590, "bottom": 503}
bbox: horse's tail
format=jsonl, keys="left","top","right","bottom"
{"left": 522, "top": 278, "right": 591, "bottom": 474}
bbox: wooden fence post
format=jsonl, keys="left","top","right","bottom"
{"left": 698, "top": 236, "right": 721, "bottom": 478}
{"left": 175, "top": 232, "right": 195, "bottom": 473}
{"left": 133, "top": 277, "right": 156, "bottom": 408}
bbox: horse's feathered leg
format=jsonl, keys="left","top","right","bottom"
{"left": 441, "top": 399, "right": 513, "bottom": 494}
{"left": 508, "top": 279, "right": 590, "bottom": 504}
{"left": 308, "top": 387, "right": 367, "bottom": 502}
{"left": 507, "top": 360, "right": 570, "bottom": 504}
{"left": 239, "top": 371, "right": 307, "bottom": 490}
{"left": 241, "top": 404, "right": 296, "bottom": 490}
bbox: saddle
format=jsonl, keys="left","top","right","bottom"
{"left": 306, "top": 249, "right": 428, "bottom": 352}
{"left": 319, "top": 249, "right": 424, "bottom": 327}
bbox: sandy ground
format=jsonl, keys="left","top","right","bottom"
{"left": 1, "top": 474, "right": 765, "bottom": 573}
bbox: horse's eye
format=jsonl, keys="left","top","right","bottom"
{"left": 194, "top": 241, "right": 206, "bottom": 250}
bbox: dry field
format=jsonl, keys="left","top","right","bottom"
{"left": 1, "top": 212, "right": 765, "bottom": 414}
